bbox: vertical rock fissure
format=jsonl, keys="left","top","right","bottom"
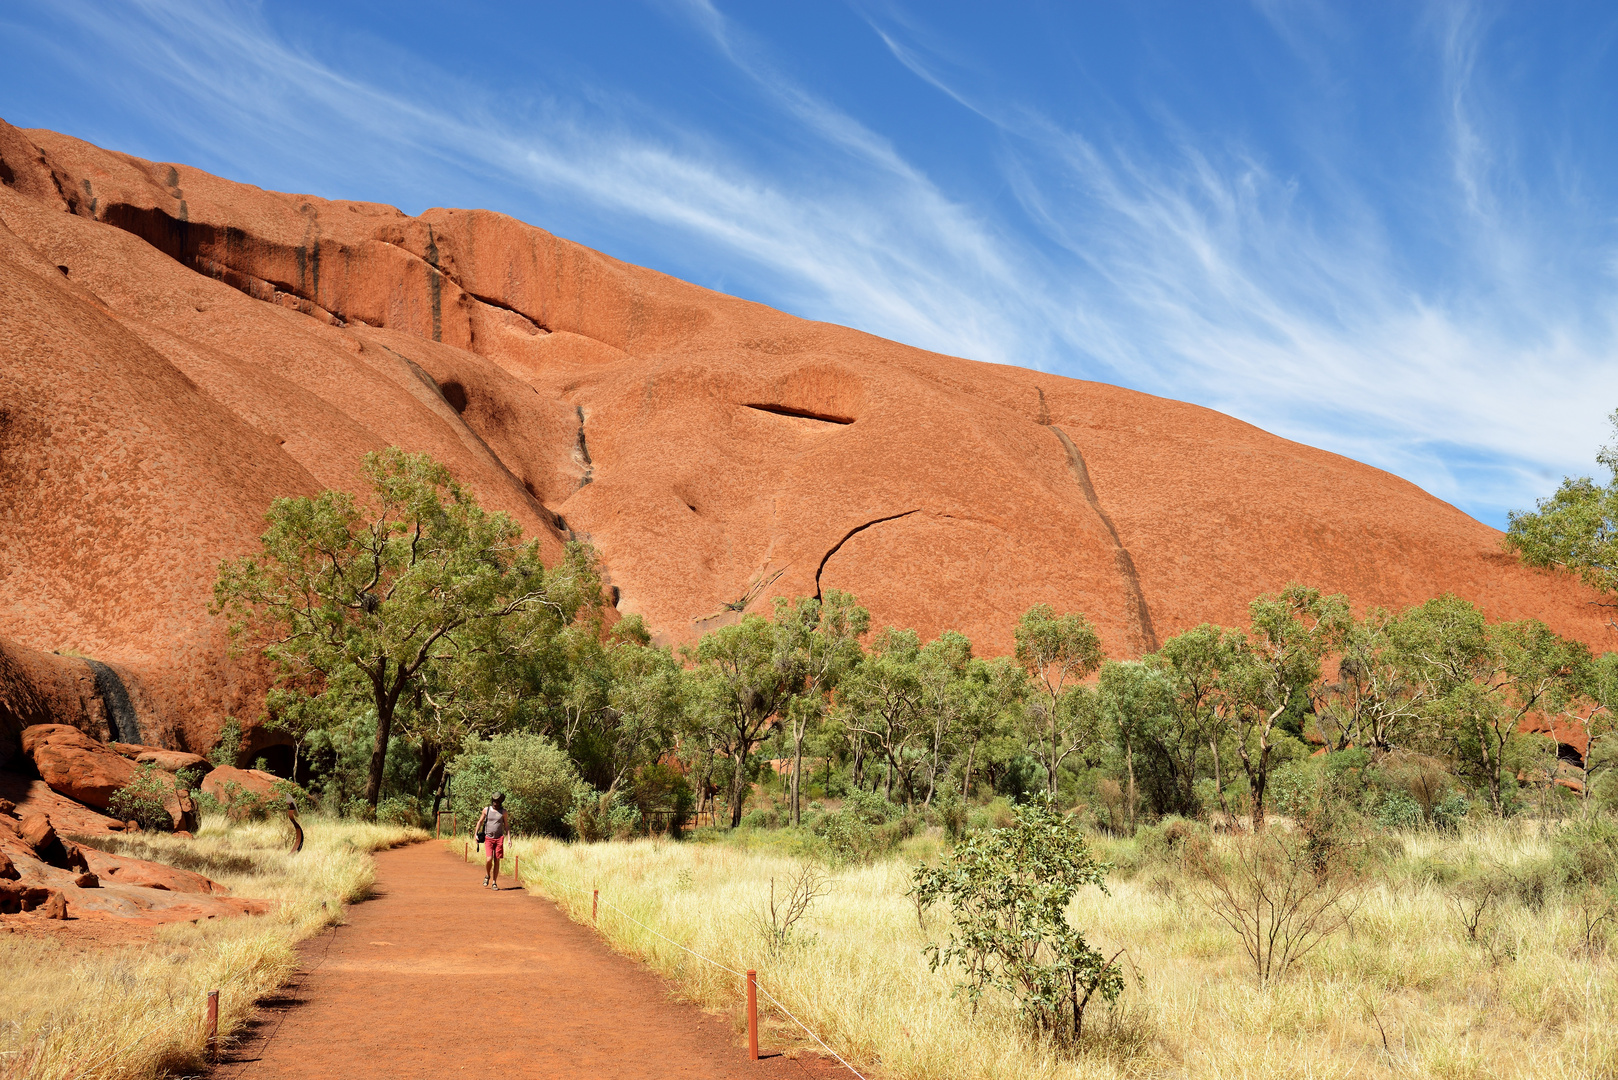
{"left": 575, "top": 405, "right": 593, "bottom": 487}
{"left": 1048, "top": 426, "right": 1159, "bottom": 654}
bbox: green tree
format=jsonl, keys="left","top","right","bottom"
{"left": 1096, "top": 660, "right": 1173, "bottom": 829}
{"left": 1144, "top": 624, "right": 1239, "bottom": 816}
{"left": 213, "top": 448, "right": 600, "bottom": 808}
{"left": 836, "top": 629, "right": 927, "bottom": 802}
{"left": 1316, "top": 608, "right": 1428, "bottom": 753}
{"left": 1014, "top": 605, "right": 1106, "bottom": 796}
{"left": 1565, "top": 652, "right": 1618, "bottom": 804}
{"left": 1221, "top": 584, "right": 1350, "bottom": 828}
{"left": 1505, "top": 408, "right": 1618, "bottom": 626}
{"left": 913, "top": 795, "right": 1124, "bottom": 1047}
{"left": 1397, "top": 595, "right": 1583, "bottom": 814}
{"left": 686, "top": 614, "right": 806, "bottom": 827}
{"left": 775, "top": 591, "right": 869, "bottom": 826}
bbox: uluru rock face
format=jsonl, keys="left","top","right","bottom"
{"left": 0, "top": 116, "right": 1608, "bottom": 761}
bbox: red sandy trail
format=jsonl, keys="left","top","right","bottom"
{"left": 211, "top": 843, "right": 847, "bottom": 1080}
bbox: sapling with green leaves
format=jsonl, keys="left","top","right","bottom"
{"left": 912, "top": 795, "right": 1124, "bottom": 1048}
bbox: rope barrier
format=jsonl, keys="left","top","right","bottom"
{"left": 493, "top": 844, "right": 869, "bottom": 1080}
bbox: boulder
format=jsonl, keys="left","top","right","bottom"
{"left": 77, "top": 846, "right": 224, "bottom": 895}
{"left": 19, "top": 728, "right": 196, "bottom": 831}
{"left": 16, "top": 811, "right": 55, "bottom": 851}
{"left": 0, "top": 774, "right": 124, "bottom": 834}
{"left": 108, "top": 743, "right": 212, "bottom": 776}
{"left": 21, "top": 725, "right": 135, "bottom": 809}
{"left": 0, "top": 880, "right": 65, "bottom": 916}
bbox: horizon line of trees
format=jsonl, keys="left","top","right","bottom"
{"left": 209, "top": 441, "right": 1618, "bottom": 836}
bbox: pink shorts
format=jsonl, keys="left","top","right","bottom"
{"left": 484, "top": 835, "right": 505, "bottom": 859}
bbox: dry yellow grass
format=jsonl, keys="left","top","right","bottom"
{"left": 487, "top": 820, "right": 1618, "bottom": 1080}
{"left": 0, "top": 814, "right": 425, "bottom": 1080}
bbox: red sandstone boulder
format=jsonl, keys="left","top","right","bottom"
{"left": 200, "top": 767, "right": 295, "bottom": 819}
{"left": 20, "top": 727, "right": 198, "bottom": 831}
{"left": 21, "top": 725, "right": 135, "bottom": 809}
{"left": 76, "top": 846, "right": 223, "bottom": 895}
{"left": 0, "top": 881, "right": 65, "bottom": 917}
{"left": 109, "top": 743, "right": 212, "bottom": 776}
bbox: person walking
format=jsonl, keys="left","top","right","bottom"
{"left": 474, "top": 793, "right": 508, "bottom": 890}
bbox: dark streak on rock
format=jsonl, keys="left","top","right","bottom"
{"left": 1049, "top": 426, "right": 1158, "bottom": 653}
{"left": 86, "top": 660, "right": 141, "bottom": 745}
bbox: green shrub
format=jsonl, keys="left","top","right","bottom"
{"left": 107, "top": 762, "right": 173, "bottom": 832}
{"left": 376, "top": 796, "right": 423, "bottom": 828}
{"left": 448, "top": 733, "right": 580, "bottom": 838}
{"left": 627, "top": 763, "right": 696, "bottom": 835}
{"left": 1374, "top": 789, "right": 1424, "bottom": 831}
{"left": 1136, "top": 815, "right": 1212, "bottom": 868}
{"left": 1431, "top": 793, "right": 1472, "bottom": 831}
{"left": 1553, "top": 816, "right": 1618, "bottom": 891}
{"left": 209, "top": 718, "right": 244, "bottom": 768}
{"left": 567, "top": 786, "right": 643, "bottom": 842}
{"left": 913, "top": 795, "right": 1123, "bottom": 1048}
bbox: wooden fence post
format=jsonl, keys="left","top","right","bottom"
{"left": 746, "top": 971, "right": 758, "bottom": 1060}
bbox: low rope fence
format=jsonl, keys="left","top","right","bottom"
{"left": 454, "top": 839, "right": 870, "bottom": 1080}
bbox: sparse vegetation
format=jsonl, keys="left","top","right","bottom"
{"left": 0, "top": 816, "right": 424, "bottom": 1080}
{"left": 497, "top": 813, "right": 1618, "bottom": 1080}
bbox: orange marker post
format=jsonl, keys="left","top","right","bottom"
{"left": 746, "top": 971, "right": 759, "bottom": 1061}
{"left": 514, "top": 854, "right": 520, "bottom": 886}
{"left": 592, "top": 888, "right": 599, "bottom": 923}
{"left": 205, "top": 990, "right": 219, "bottom": 1057}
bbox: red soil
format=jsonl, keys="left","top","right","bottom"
{"left": 210, "top": 842, "right": 848, "bottom": 1080}
{"left": 0, "top": 116, "right": 1609, "bottom": 761}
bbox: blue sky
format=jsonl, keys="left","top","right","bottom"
{"left": 5, "top": 1, "right": 1618, "bottom": 529}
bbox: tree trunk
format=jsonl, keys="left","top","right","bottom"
{"left": 790, "top": 726, "right": 804, "bottom": 827}
{"left": 728, "top": 753, "right": 749, "bottom": 828}
{"left": 364, "top": 696, "right": 395, "bottom": 809}
{"left": 430, "top": 768, "right": 449, "bottom": 822}
{"left": 1209, "top": 735, "right": 1229, "bottom": 816}
{"left": 1125, "top": 735, "right": 1136, "bottom": 833}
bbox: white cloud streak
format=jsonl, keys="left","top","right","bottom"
{"left": 11, "top": 0, "right": 1618, "bottom": 526}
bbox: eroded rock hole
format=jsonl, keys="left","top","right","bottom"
{"left": 440, "top": 381, "right": 469, "bottom": 413}
{"left": 742, "top": 404, "right": 854, "bottom": 425}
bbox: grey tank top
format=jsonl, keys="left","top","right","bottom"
{"left": 484, "top": 806, "right": 506, "bottom": 837}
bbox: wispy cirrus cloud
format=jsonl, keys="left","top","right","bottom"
{"left": 5, "top": 0, "right": 1616, "bottom": 527}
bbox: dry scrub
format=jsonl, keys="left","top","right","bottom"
{"left": 0, "top": 815, "right": 425, "bottom": 1080}
{"left": 489, "top": 821, "right": 1618, "bottom": 1080}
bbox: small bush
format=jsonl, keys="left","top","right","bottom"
{"left": 107, "top": 762, "right": 173, "bottom": 832}
{"left": 376, "top": 796, "right": 422, "bottom": 828}
{"left": 1431, "top": 793, "right": 1472, "bottom": 831}
{"left": 914, "top": 795, "right": 1123, "bottom": 1049}
{"left": 1375, "top": 789, "right": 1424, "bottom": 831}
{"left": 1552, "top": 816, "right": 1618, "bottom": 891}
{"left": 448, "top": 733, "right": 580, "bottom": 837}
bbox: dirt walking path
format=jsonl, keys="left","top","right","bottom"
{"left": 212, "top": 843, "right": 847, "bottom": 1080}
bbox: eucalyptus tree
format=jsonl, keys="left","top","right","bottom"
{"left": 1315, "top": 608, "right": 1428, "bottom": 753}
{"left": 1096, "top": 660, "right": 1173, "bottom": 828}
{"left": 1396, "top": 595, "right": 1583, "bottom": 814}
{"left": 836, "top": 628, "right": 928, "bottom": 802}
{"left": 1220, "top": 584, "right": 1351, "bottom": 828}
{"left": 775, "top": 590, "right": 869, "bottom": 825}
{"left": 1565, "top": 651, "right": 1618, "bottom": 804}
{"left": 214, "top": 448, "right": 601, "bottom": 808}
{"left": 686, "top": 614, "right": 806, "bottom": 826}
{"left": 1144, "top": 624, "right": 1239, "bottom": 816}
{"left": 915, "top": 631, "right": 987, "bottom": 806}
{"left": 1505, "top": 408, "right": 1618, "bottom": 629}
{"left": 1014, "top": 604, "right": 1106, "bottom": 796}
